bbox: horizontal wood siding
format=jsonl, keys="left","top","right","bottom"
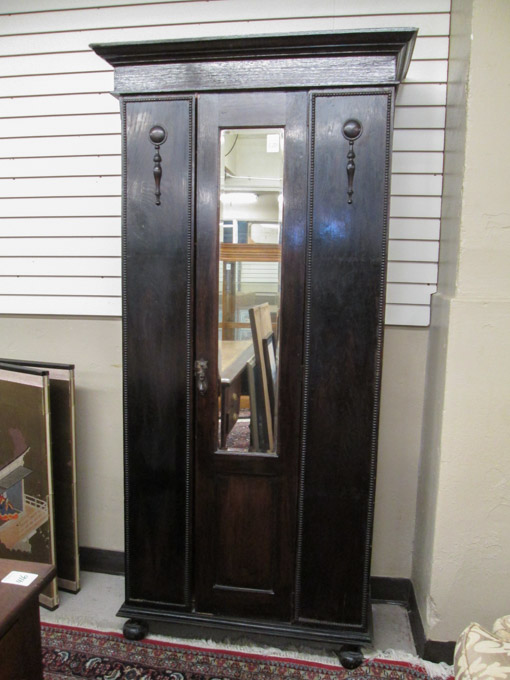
{"left": 0, "top": 0, "right": 449, "bottom": 325}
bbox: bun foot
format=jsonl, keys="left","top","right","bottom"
{"left": 123, "top": 618, "right": 149, "bottom": 640}
{"left": 337, "top": 645, "right": 364, "bottom": 669}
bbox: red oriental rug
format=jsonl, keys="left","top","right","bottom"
{"left": 41, "top": 623, "right": 453, "bottom": 680}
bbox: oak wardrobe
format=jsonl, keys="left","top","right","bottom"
{"left": 92, "top": 29, "right": 416, "bottom": 666}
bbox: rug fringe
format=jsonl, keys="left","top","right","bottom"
{"left": 366, "top": 649, "right": 454, "bottom": 679}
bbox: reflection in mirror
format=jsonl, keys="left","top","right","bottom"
{"left": 218, "top": 128, "right": 284, "bottom": 454}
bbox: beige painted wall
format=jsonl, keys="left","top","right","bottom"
{"left": 0, "top": 316, "right": 427, "bottom": 575}
{"left": 0, "top": 317, "right": 124, "bottom": 551}
{"left": 373, "top": 326, "right": 428, "bottom": 577}
{"left": 412, "top": 0, "right": 472, "bottom": 637}
{"left": 414, "top": 0, "right": 510, "bottom": 641}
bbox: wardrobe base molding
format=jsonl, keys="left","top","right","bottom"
{"left": 117, "top": 603, "right": 372, "bottom": 651}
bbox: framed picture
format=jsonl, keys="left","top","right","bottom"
{"left": 246, "top": 356, "right": 261, "bottom": 452}
{"left": 248, "top": 303, "right": 274, "bottom": 452}
{"left": 0, "top": 364, "right": 58, "bottom": 609}
{"left": 0, "top": 359, "right": 80, "bottom": 594}
{"left": 262, "top": 332, "right": 277, "bottom": 420}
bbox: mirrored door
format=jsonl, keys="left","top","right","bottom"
{"left": 218, "top": 127, "right": 283, "bottom": 454}
{"left": 194, "top": 91, "right": 308, "bottom": 619}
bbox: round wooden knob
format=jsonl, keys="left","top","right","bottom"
{"left": 342, "top": 119, "right": 362, "bottom": 141}
{"left": 149, "top": 125, "right": 167, "bottom": 146}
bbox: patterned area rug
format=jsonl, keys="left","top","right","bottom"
{"left": 41, "top": 623, "right": 453, "bottom": 680}
{"left": 224, "top": 409, "right": 251, "bottom": 451}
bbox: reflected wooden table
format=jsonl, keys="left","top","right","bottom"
{"left": 219, "top": 340, "right": 254, "bottom": 448}
{"left": 0, "top": 558, "right": 56, "bottom": 680}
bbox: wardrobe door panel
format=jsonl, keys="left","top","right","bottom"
{"left": 298, "top": 91, "right": 392, "bottom": 628}
{"left": 194, "top": 92, "right": 308, "bottom": 621}
{"left": 123, "top": 97, "right": 194, "bottom": 607}
{"left": 214, "top": 472, "right": 278, "bottom": 592}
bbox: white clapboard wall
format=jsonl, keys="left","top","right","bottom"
{"left": 0, "top": 0, "right": 449, "bottom": 325}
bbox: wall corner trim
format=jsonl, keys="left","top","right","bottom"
{"left": 371, "top": 575, "right": 455, "bottom": 665}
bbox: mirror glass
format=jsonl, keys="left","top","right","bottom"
{"left": 218, "top": 128, "right": 284, "bottom": 454}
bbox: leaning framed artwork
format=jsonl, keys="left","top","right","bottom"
{"left": 0, "top": 359, "right": 80, "bottom": 593}
{"left": 0, "top": 364, "right": 58, "bottom": 608}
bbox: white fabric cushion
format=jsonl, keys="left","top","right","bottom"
{"left": 455, "top": 621, "right": 510, "bottom": 680}
{"left": 493, "top": 616, "right": 510, "bottom": 643}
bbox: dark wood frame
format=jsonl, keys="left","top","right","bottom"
{"left": 92, "top": 28, "right": 417, "bottom": 665}
{"left": 262, "top": 332, "right": 277, "bottom": 421}
{"left": 248, "top": 302, "right": 276, "bottom": 452}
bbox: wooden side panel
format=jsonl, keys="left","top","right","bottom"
{"left": 297, "top": 90, "right": 392, "bottom": 628}
{"left": 123, "top": 96, "right": 194, "bottom": 607}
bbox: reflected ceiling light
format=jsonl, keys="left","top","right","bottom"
{"left": 220, "top": 192, "right": 258, "bottom": 205}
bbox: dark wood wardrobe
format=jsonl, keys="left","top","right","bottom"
{"left": 92, "top": 29, "right": 416, "bottom": 666}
